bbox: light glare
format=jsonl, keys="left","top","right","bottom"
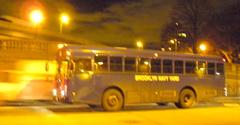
{"left": 199, "top": 44, "right": 207, "bottom": 51}
{"left": 30, "top": 10, "right": 44, "bottom": 25}
{"left": 136, "top": 41, "right": 143, "bottom": 49}
{"left": 60, "top": 13, "right": 70, "bottom": 24}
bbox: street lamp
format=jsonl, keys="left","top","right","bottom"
{"left": 170, "top": 39, "right": 175, "bottom": 44}
{"left": 199, "top": 44, "right": 207, "bottom": 52}
{"left": 178, "top": 33, "right": 187, "bottom": 38}
{"left": 60, "top": 13, "right": 70, "bottom": 33}
{"left": 136, "top": 41, "right": 143, "bottom": 50}
{"left": 29, "top": 9, "right": 44, "bottom": 39}
{"left": 29, "top": 10, "right": 44, "bottom": 25}
{"left": 169, "top": 39, "right": 178, "bottom": 52}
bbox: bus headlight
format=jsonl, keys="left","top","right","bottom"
{"left": 52, "top": 89, "right": 57, "bottom": 96}
{"left": 224, "top": 87, "right": 228, "bottom": 96}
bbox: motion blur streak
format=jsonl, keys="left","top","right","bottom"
{"left": 0, "top": 60, "right": 57, "bottom": 100}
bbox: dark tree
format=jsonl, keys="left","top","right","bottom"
{"left": 210, "top": 2, "right": 240, "bottom": 49}
{"left": 160, "top": 22, "right": 178, "bottom": 47}
{"left": 170, "top": 0, "right": 212, "bottom": 53}
{"left": 208, "top": 2, "right": 240, "bottom": 63}
{"left": 161, "top": 21, "right": 190, "bottom": 52}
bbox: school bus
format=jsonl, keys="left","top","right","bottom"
{"left": 53, "top": 44, "right": 226, "bottom": 111}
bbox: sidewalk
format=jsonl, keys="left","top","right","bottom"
{"left": 1, "top": 97, "right": 240, "bottom": 108}
{"left": 212, "top": 96, "right": 240, "bottom": 103}
{"left": 0, "top": 100, "right": 57, "bottom": 106}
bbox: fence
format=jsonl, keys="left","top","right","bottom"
{"left": 225, "top": 63, "right": 240, "bottom": 96}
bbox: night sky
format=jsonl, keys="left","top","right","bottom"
{"left": 0, "top": 0, "right": 238, "bottom": 46}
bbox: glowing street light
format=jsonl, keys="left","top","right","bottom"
{"left": 178, "top": 33, "right": 187, "bottom": 38}
{"left": 136, "top": 41, "right": 143, "bottom": 49}
{"left": 29, "top": 9, "right": 44, "bottom": 39}
{"left": 168, "top": 47, "right": 172, "bottom": 51}
{"left": 169, "top": 39, "right": 178, "bottom": 52}
{"left": 170, "top": 39, "right": 175, "bottom": 44}
{"left": 199, "top": 44, "right": 207, "bottom": 52}
{"left": 60, "top": 13, "right": 70, "bottom": 33}
{"left": 60, "top": 13, "right": 70, "bottom": 24}
{"left": 29, "top": 10, "right": 44, "bottom": 25}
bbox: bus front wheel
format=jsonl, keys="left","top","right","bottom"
{"left": 175, "top": 89, "right": 196, "bottom": 108}
{"left": 102, "top": 88, "right": 124, "bottom": 111}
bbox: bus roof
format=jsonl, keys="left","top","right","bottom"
{"left": 65, "top": 44, "right": 224, "bottom": 62}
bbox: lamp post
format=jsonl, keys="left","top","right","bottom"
{"left": 59, "top": 13, "right": 70, "bottom": 34}
{"left": 136, "top": 40, "right": 143, "bottom": 50}
{"left": 29, "top": 9, "right": 44, "bottom": 38}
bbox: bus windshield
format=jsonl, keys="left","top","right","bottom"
{"left": 74, "top": 58, "right": 92, "bottom": 73}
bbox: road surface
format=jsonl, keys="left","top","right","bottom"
{"left": 0, "top": 103, "right": 240, "bottom": 125}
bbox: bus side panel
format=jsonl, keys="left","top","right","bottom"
{"left": 70, "top": 73, "right": 142, "bottom": 105}
{"left": 93, "top": 73, "right": 142, "bottom": 104}
{"left": 70, "top": 73, "right": 102, "bottom": 105}
{"left": 93, "top": 73, "right": 180, "bottom": 104}
{"left": 70, "top": 73, "right": 225, "bottom": 105}
{"left": 174, "top": 75, "right": 225, "bottom": 102}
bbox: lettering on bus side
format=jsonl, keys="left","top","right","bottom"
{"left": 134, "top": 75, "right": 180, "bottom": 82}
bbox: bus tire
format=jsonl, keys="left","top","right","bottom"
{"left": 102, "top": 88, "right": 124, "bottom": 111}
{"left": 175, "top": 89, "right": 196, "bottom": 108}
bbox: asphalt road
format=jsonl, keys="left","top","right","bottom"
{"left": 1, "top": 102, "right": 240, "bottom": 125}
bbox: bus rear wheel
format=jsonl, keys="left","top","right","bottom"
{"left": 102, "top": 89, "right": 124, "bottom": 111}
{"left": 175, "top": 89, "right": 196, "bottom": 108}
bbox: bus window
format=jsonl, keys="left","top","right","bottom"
{"left": 216, "top": 63, "right": 224, "bottom": 75}
{"left": 207, "top": 62, "right": 215, "bottom": 75}
{"left": 125, "top": 57, "right": 136, "bottom": 72}
{"left": 174, "top": 60, "right": 183, "bottom": 74}
{"left": 197, "top": 61, "right": 206, "bottom": 74}
{"left": 110, "top": 57, "right": 123, "bottom": 72}
{"left": 95, "top": 56, "right": 108, "bottom": 71}
{"left": 75, "top": 58, "right": 92, "bottom": 73}
{"left": 163, "top": 59, "right": 173, "bottom": 73}
{"left": 151, "top": 59, "right": 161, "bottom": 73}
{"left": 138, "top": 58, "right": 150, "bottom": 73}
{"left": 185, "top": 61, "right": 196, "bottom": 74}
